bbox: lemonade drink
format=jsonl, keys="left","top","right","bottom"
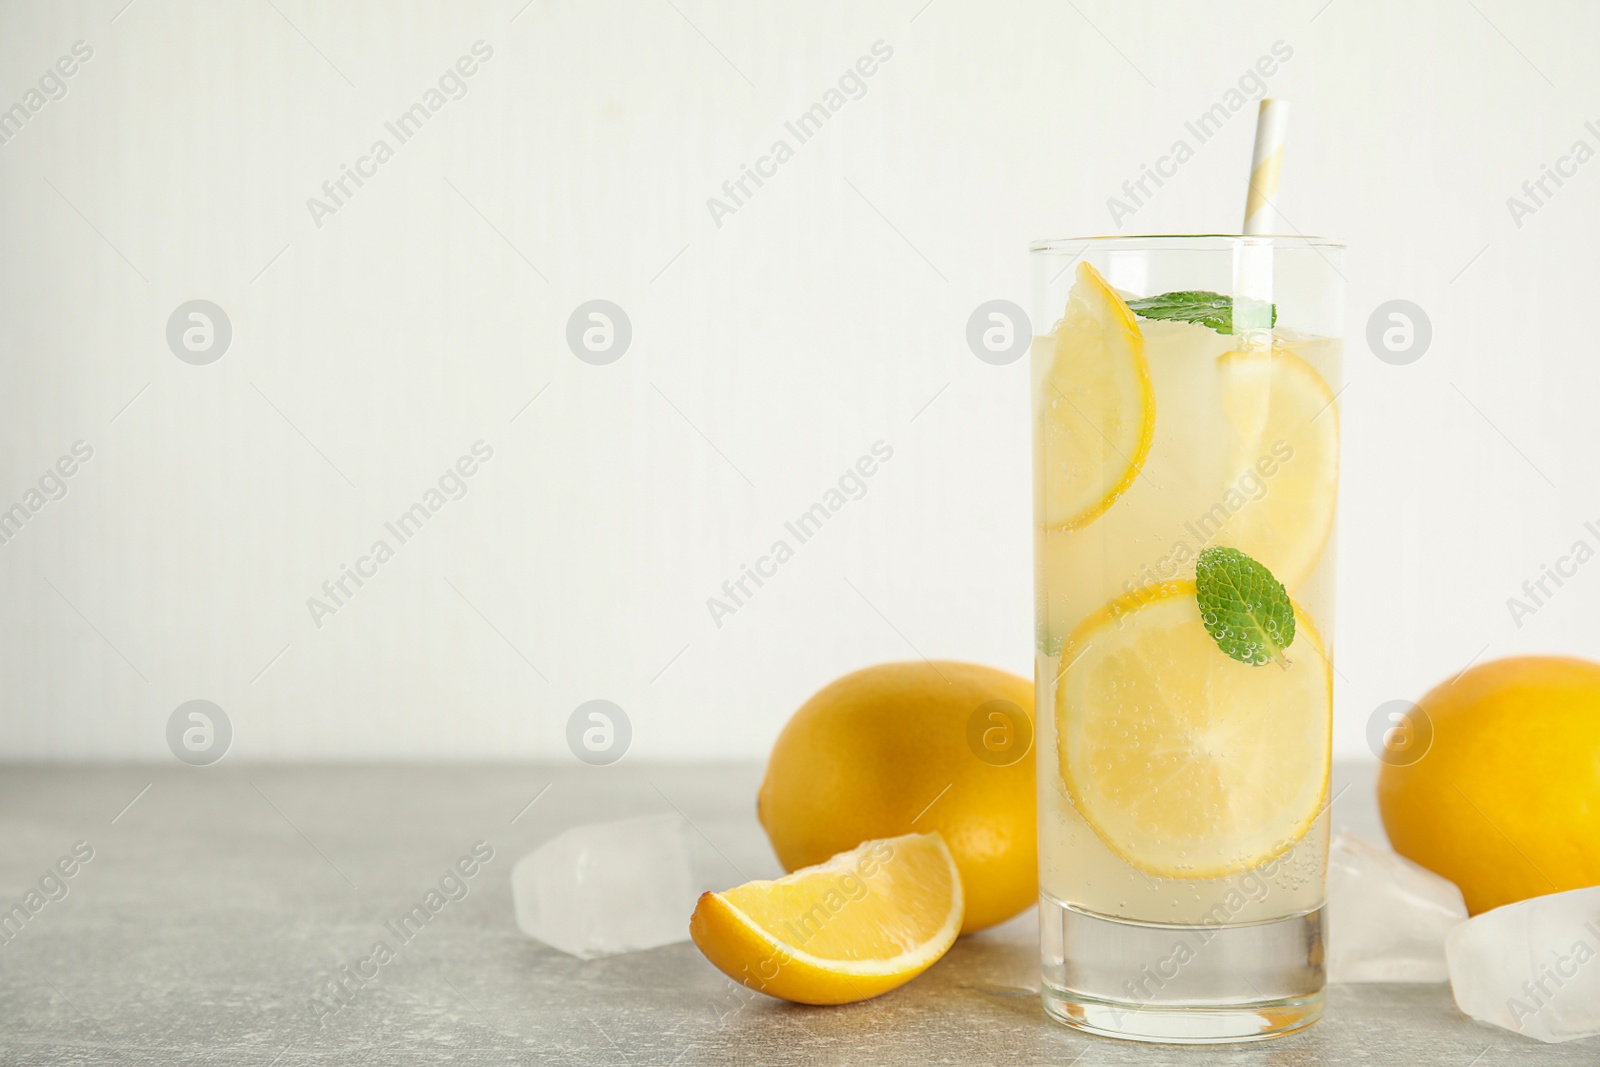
{"left": 1031, "top": 237, "right": 1344, "bottom": 1042}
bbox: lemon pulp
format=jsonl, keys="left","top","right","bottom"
{"left": 1055, "top": 582, "right": 1332, "bottom": 879}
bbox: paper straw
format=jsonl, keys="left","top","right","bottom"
{"left": 1242, "top": 99, "right": 1289, "bottom": 235}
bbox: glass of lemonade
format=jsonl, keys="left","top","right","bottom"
{"left": 1030, "top": 235, "right": 1344, "bottom": 1042}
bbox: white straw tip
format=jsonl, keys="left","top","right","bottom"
{"left": 1243, "top": 100, "right": 1290, "bottom": 235}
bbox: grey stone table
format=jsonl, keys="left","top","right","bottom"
{"left": 0, "top": 762, "right": 1590, "bottom": 1066}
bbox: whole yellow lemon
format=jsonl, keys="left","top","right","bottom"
{"left": 1378, "top": 655, "right": 1600, "bottom": 915}
{"left": 757, "top": 660, "right": 1035, "bottom": 934}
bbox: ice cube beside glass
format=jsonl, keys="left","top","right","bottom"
{"left": 1446, "top": 885, "right": 1600, "bottom": 1044}
{"left": 1325, "top": 829, "right": 1467, "bottom": 982}
{"left": 511, "top": 813, "right": 696, "bottom": 959}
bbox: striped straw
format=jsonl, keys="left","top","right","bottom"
{"left": 1242, "top": 99, "right": 1289, "bottom": 235}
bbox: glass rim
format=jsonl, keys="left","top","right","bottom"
{"left": 1030, "top": 234, "right": 1345, "bottom": 253}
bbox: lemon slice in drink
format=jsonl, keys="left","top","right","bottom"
{"left": 1038, "top": 262, "right": 1154, "bottom": 530}
{"left": 1216, "top": 345, "right": 1339, "bottom": 590}
{"left": 1056, "top": 582, "right": 1331, "bottom": 879}
{"left": 689, "top": 833, "right": 963, "bottom": 1005}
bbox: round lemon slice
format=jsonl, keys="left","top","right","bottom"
{"left": 1038, "top": 262, "right": 1154, "bottom": 530}
{"left": 1056, "top": 582, "right": 1331, "bottom": 879}
{"left": 1216, "top": 345, "right": 1339, "bottom": 590}
{"left": 689, "top": 833, "right": 963, "bottom": 1005}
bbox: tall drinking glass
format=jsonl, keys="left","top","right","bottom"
{"left": 1030, "top": 236, "right": 1344, "bottom": 1042}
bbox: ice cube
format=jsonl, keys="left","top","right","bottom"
{"left": 1447, "top": 886, "right": 1600, "bottom": 1043}
{"left": 1325, "top": 829, "right": 1467, "bottom": 982}
{"left": 511, "top": 813, "right": 695, "bottom": 959}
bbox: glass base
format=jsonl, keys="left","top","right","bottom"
{"left": 1039, "top": 894, "right": 1325, "bottom": 1044}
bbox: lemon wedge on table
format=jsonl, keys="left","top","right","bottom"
{"left": 689, "top": 833, "right": 963, "bottom": 1005}
{"left": 1056, "top": 582, "right": 1332, "bottom": 879}
{"left": 1037, "top": 261, "right": 1154, "bottom": 530}
{"left": 1216, "top": 344, "right": 1340, "bottom": 590}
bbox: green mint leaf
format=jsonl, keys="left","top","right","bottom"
{"left": 1195, "top": 546, "right": 1295, "bottom": 666}
{"left": 1126, "top": 291, "right": 1277, "bottom": 336}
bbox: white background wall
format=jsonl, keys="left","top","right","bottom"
{"left": 1, "top": 0, "right": 1596, "bottom": 762}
